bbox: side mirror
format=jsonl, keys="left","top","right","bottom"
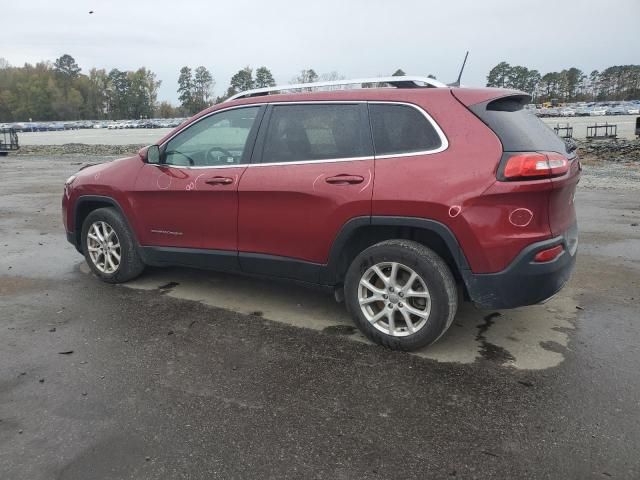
{"left": 146, "top": 145, "right": 161, "bottom": 164}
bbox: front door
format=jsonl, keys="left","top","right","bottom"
{"left": 132, "top": 105, "right": 264, "bottom": 250}
{"left": 238, "top": 103, "right": 374, "bottom": 277}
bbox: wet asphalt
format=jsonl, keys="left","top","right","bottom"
{"left": 1, "top": 156, "right": 640, "bottom": 479}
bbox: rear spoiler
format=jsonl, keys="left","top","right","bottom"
{"left": 451, "top": 88, "right": 530, "bottom": 107}
{"left": 452, "top": 89, "right": 569, "bottom": 155}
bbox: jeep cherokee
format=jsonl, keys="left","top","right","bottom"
{"left": 62, "top": 77, "right": 580, "bottom": 351}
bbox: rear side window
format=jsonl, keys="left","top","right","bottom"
{"left": 469, "top": 96, "right": 568, "bottom": 153}
{"left": 369, "top": 104, "right": 442, "bottom": 156}
{"left": 262, "top": 104, "right": 371, "bottom": 163}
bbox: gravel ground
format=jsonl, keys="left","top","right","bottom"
{"left": 15, "top": 144, "right": 145, "bottom": 156}
{"left": 1, "top": 153, "right": 640, "bottom": 479}
{"left": 579, "top": 162, "right": 640, "bottom": 190}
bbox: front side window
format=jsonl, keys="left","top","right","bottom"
{"left": 262, "top": 104, "right": 371, "bottom": 163}
{"left": 369, "top": 104, "right": 442, "bottom": 156}
{"left": 164, "top": 106, "right": 260, "bottom": 167}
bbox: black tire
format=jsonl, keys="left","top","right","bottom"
{"left": 81, "top": 207, "right": 145, "bottom": 283}
{"left": 344, "top": 240, "right": 458, "bottom": 351}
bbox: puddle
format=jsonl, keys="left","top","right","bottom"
{"left": 323, "top": 325, "right": 358, "bottom": 336}
{"left": 81, "top": 263, "right": 578, "bottom": 370}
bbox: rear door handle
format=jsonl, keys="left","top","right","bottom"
{"left": 325, "top": 174, "right": 364, "bottom": 185}
{"left": 205, "top": 176, "right": 234, "bottom": 185}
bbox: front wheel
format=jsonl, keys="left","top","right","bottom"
{"left": 81, "top": 207, "right": 145, "bottom": 283}
{"left": 344, "top": 240, "right": 458, "bottom": 351}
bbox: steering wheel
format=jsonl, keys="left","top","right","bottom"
{"left": 206, "top": 146, "right": 234, "bottom": 165}
{"left": 166, "top": 150, "right": 195, "bottom": 166}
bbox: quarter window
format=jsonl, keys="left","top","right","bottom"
{"left": 262, "top": 104, "right": 371, "bottom": 163}
{"left": 369, "top": 104, "right": 442, "bottom": 156}
{"left": 164, "top": 106, "right": 260, "bottom": 167}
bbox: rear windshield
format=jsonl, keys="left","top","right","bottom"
{"left": 469, "top": 96, "right": 568, "bottom": 154}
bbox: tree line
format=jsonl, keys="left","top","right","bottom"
{"left": 12, "top": 53, "right": 635, "bottom": 122}
{"left": 0, "top": 55, "right": 358, "bottom": 121}
{"left": 0, "top": 55, "right": 161, "bottom": 122}
{"left": 487, "top": 62, "right": 640, "bottom": 103}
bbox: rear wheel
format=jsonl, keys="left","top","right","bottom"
{"left": 344, "top": 240, "right": 457, "bottom": 351}
{"left": 81, "top": 207, "right": 145, "bottom": 283}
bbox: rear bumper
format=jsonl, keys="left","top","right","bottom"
{"left": 464, "top": 225, "right": 578, "bottom": 309}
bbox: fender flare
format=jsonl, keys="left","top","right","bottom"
{"left": 72, "top": 195, "right": 137, "bottom": 250}
{"left": 321, "top": 216, "right": 471, "bottom": 285}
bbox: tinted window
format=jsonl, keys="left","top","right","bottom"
{"left": 262, "top": 104, "right": 370, "bottom": 163}
{"left": 164, "top": 107, "right": 260, "bottom": 167}
{"left": 469, "top": 96, "right": 568, "bottom": 153}
{"left": 369, "top": 104, "right": 442, "bottom": 156}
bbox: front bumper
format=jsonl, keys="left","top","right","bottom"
{"left": 463, "top": 225, "right": 578, "bottom": 309}
{"left": 66, "top": 230, "right": 83, "bottom": 254}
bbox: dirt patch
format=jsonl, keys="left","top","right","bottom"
{"left": 576, "top": 139, "right": 640, "bottom": 163}
{"left": 0, "top": 276, "right": 54, "bottom": 296}
{"left": 16, "top": 144, "right": 145, "bottom": 156}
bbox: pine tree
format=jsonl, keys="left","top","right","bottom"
{"left": 177, "top": 66, "right": 194, "bottom": 113}
{"left": 255, "top": 66, "right": 276, "bottom": 88}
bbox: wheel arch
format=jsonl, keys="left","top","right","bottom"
{"left": 323, "top": 216, "right": 471, "bottom": 292}
{"left": 73, "top": 195, "right": 136, "bottom": 251}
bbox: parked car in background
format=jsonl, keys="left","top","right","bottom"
{"left": 608, "top": 105, "right": 627, "bottom": 115}
{"left": 575, "top": 106, "right": 592, "bottom": 116}
{"left": 559, "top": 108, "right": 575, "bottom": 117}
{"left": 62, "top": 77, "right": 580, "bottom": 352}
{"left": 590, "top": 106, "right": 608, "bottom": 116}
{"left": 624, "top": 104, "right": 640, "bottom": 115}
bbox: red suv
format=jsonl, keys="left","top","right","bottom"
{"left": 62, "top": 77, "right": 580, "bottom": 351}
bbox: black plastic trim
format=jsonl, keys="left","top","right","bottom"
{"left": 71, "top": 195, "right": 133, "bottom": 252}
{"left": 370, "top": 216, "right": 470, "bottom": 270}
{"left": 239, "top": 252, "right": 322, "bottom": 283}
{"left": 66, "top": 230, "right": 76, "bottom": 249}
{"left": 320, "top": 215, "right": 470, "bottom": 285}
{"left": 140, "top": 246, "right": 239, "bottom": 272}
{"left": 136, "top": 216, "right": 470, "bottom": 288}
{"left": 321, "top": 216, "right": 371, "bottom": 284}
{"left": 463, "top": 233, "right": 577, "bottom": 309}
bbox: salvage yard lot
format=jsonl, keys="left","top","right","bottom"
{"left": 13, "top": 114, "right": 640, "bottom": 145}
{"left": 1, "top": 152, "right": 640, "bottom": 478}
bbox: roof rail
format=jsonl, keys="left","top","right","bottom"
{"left": 225, "top": 76, "right": 447, "bottom": 102}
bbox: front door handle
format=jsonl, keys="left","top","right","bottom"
{"left": 325, "top": 174, "right": 364, "bottom": 185}
{"left": 205, "top": 176, "right": 234, "bottom": 185}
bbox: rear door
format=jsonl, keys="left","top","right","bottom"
{"left": 237, "top": 103, "right": 374, "bottom": 279}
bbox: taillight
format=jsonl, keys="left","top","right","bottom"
{"left": 533, "top": 244, "right": 564, "bottom": 263}
{"left": 501, "top": 152, "right": 569, "bottom": 180}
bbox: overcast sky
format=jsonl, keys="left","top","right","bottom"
{"left": 3, "top": 0, "right": 639, "bottom": 103}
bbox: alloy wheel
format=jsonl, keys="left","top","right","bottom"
{"left": 87, "top": 221, "right": 121, "bottom": 274}
{"left": 358, "top": 262, "right": 432, "bottom": 337}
